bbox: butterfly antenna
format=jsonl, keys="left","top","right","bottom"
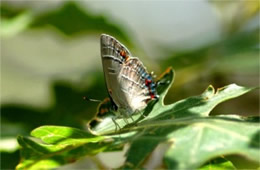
{"left": 83, "top": 96, "right": 102, "bottom": 102}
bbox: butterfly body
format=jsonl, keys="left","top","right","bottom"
{"left": 100, "top": 34, "right": 158, "bottom": 117}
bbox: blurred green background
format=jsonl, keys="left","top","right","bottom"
{"left": 1, "top": 0, "right": 259, "bottom": 169}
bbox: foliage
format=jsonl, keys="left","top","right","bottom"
{"left": 1, "top": 1, "right": 259, "bottom": 169}
{"left": 1, "top": 2, "right": 132, "bottom": 48}
{"left": 0, "top": 2, "right": 135, "bottom": 169}
{"left": 16, "top": 68, "right": 259, "bottom": 169}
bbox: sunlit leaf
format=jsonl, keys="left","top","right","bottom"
{"left": 0, "top": 11, "right": 33, "bottom": 37}
{"left": 200, "top": 157, "right": 235, "bottom": 170}
{"left": 16, "top": 67, "right": 259, "bottom": 169}
{"left": 89, "top": 68, "right": 254, "bottom": 135}
{"left": 0, "top": 138, "right": 19, "bottom": 152}
{"left": 16, "top": 126, "right": 118, "bottom": 169}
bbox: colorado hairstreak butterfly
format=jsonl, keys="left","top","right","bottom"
{"left": 100, "top": 34, "right": 158, "bottom": 122}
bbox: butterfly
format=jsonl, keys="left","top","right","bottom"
{"left": 100, "top": 34, "right": 158, "bottom": 121}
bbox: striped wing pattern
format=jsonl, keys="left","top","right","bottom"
{"left": 100, "top": 34, "right": 158, "bottom": 116}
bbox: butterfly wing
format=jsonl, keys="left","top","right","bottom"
{"left": 100, "top": 34, "right": 157, "bottom": 116}
{"left": 119, "top": 58, "right": 156, "bottom": 113}
{"left": 100, "top": 34, "right": 131, "bottom": 113}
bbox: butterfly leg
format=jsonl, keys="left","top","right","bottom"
{"left": 129, "top": 114, "right": 138, "bottom": 127}
{"left": 122, "top": 117, "right": 129, "bottom": 124}
{"left": 141, "top": 113, "right": 147, "bottom": 118}
{"left": 112, "top": 117, "right": 121, "bottom": 132}
{"left": 129, "top": 114, "right": 135, "bottom": 123}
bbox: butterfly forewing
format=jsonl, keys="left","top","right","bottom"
{"left": 100, "top": 34, "right": 157, "bottom": 117}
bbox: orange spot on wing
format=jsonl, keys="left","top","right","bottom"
{"left": 120, "top": 50, "right": 126, "bottom": 57}
{"left": 120, "top": 50, "right": 130, "bottom": 61}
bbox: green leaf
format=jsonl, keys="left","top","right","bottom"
{"left": 88, "top": 67, "right": 175, "bottom": 135}
{"left": 89, "top": 67, "right": 255, "bottom": 135}
{"left": 120, "top": 69, "right": 258, "bottom": 169}
{"left": 200, "top": 157, "right": 235, "bottom": 170}
{"left": 0, "top": 11, "right": 33, "bottom": 37}
{"left": 30, "top": 1, "right": 132, "bottom": 45}
{"left": 1, "top": 2, "right": 132, "bottom": 44}
{"left": 16, "top": 67, "right": 259, "bottom": 169}
{"left": 0, "top": 137, "right": 19, "bottom": 153}
{"left": 31, "top": 126, "right": 102, "bottom": 144}
{"left": 123, "top": 115, "right": 260, "bottom": 169}
{"left": 163, "top": 116, "right": 260, "bottom": 169}
{"left": 16, "top": 126, "right": 117, "bottom": 169}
